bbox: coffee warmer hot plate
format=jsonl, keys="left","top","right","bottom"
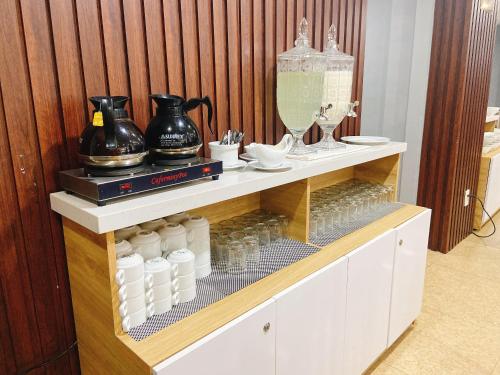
{"left": 59, "top": 157, "right": 222, "bottom": 206}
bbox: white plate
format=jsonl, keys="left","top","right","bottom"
{"left": 239, "top": 153, "right": 257, "bottom": 161}
{"left": 248, "top": 161, "right": 292, "bottom": 172}
{"left": 223, "top": 160, "right": 247, "bottom": 170}
{"left": 340, "top": 136, "right": 391, "bottom": 145}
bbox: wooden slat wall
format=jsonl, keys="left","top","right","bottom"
{"left": 417, "top": 0, "right": 497, "bottom": 253}
{"left": 0, "top": 1, "right": 366, "bottom": 373}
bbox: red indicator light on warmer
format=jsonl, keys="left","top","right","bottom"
{"left": 202, "top": 167, "right": 211, "bottom": 173}
{"left": 120, "top": 182, "right": 132, "bottom": 191}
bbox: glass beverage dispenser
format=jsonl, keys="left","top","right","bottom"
{"left": 314, "top": 25, "right": 356, "bottom": 150}
{"left": 277, "top": 18, "right": 325, "bottom": 155}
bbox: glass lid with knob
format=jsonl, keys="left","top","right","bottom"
{"left": 276, "top": 18, "right": 326, "bottom": 155}
{"left": 314, "top": 24, "right": 357, "bottom": 150}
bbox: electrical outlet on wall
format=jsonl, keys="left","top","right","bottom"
{"left": 464, "top": 189, "right": 471, "bottom": 207}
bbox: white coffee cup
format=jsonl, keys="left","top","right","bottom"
{"left": 119, "top": 293, "right": 146, "bottom": 317}
{"left": 115, "top": 225, "right": 141, "bottom": 241}
{"left": 118, "top": 277, "right": 146, "bottom": 301}
{"left": 129, "top": 230, "right": 162, "bottom": 261}
{"left": 153, "top": 292, "right": 180, "bottom": 315}
{"left": 166, "top": 212, "right": 190, "bottom": 224}
{"left": 144, "top": 257, "right": 178, "bottom": 285}
{"left": 145, "top": 288, "right": 154, "bottom": 303}
{"left": 152, "top": 283, "right": 172, "bottom": 300}
{"left": 140, "top": 218, "right": 168, "bottom": 232}
{"left": 177, "top": 272, "right": 196, "bottom": 290}
{"left": 121, "top": 305, "right": 154, "bottom": 332}
{"left": 178, "top": 286, "right": 197, "bottom": 304}
{"left": 208, "top": 141, "right": 239, "bottom": 166}
{"left": 157, "top": 223, "right": 188, "bottom": 256}
{"left": 115, "top": 253, "right": 144, "bottom": 286}
{"left": 195, "top": 262, "right": 212, "bottom": 279}
{"left": 115, "top": 239, "right": 134, "bottom": 259}
{"left": 194, "top": 250, "right": 211, "bottom": 268}
{"left": 166, "top": 249, "right": 195, "bottom": 276}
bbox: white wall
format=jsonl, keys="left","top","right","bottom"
{"left": 361, "top": 0, "right": 435, "bottom": 204}
{"left": 488, "top": 26, "right": 500, "bottom": 106}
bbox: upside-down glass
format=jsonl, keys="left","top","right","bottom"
{"left": 277, "top": 18, "right": 326, "bottom": 155}
{"left": 227, "top": 241, "right": 247, "bottom": 274}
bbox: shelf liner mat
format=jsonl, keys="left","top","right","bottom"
{"left": 309, "top": 202, "right": 405, "bottom": 247}
{"left": 127, "top": 239, "right": 319, "bottom": 341}
{"left": 128, "top": 204, "right": 403, "bottom": 341}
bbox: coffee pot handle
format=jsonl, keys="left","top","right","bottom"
{"left": 101, "top": 97, "right": 118, "bottom": 149}
{"left": 183, "top": 96, "right": 213, "bottom": 135}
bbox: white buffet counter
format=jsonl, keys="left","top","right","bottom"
{"left": 51, "top": 142, "right": 406, "bottom": 233}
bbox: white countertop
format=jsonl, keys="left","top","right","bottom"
{"left": 50, "top": 142, "right": 407, "bottom": 233}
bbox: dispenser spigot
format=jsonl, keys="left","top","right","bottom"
{"left": 347, "top": 101, "right": 359, "bottom": 118}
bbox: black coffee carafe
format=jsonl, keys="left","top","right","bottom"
{"left": 146, "top": 94, "right": 213, "bottom": 164}
{"left": 79, "top": 96, "right": 147, "bottom": 169}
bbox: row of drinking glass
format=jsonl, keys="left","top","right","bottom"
{"left": 310, "top": 180, "right": 394, "bottom": 238}
{"left": 210, "top": 210, "right": 289, "bottom": 274}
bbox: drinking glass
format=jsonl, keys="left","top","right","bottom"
{"left": 243, "top": 236, "right": 260, "bottom": 267}
{"left": 267, "top": 219, "right": 283, "bottom": 244}
{"left": 277, "top": 214, "right": 289, "bottom": 237}
{"left": 227, "top": 241, "right": 247, "bottom": 274}
{"left": 255, "top": 223, "right": 271, "bottom": 247}
{"left": 309, "top": 214, "right": 318, "bottom": 238}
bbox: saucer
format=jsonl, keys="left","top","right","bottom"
{"left": 340, "top": 136, "right": 390, "bottom": 145}
{"left": 239, "top": 153, "right": 257, "bottom": 161}
{"left": 223, "top": 160, "right": 247, "bottom": 170}
{"left": 248, "top": 161, "right": 292, "bottom": 172}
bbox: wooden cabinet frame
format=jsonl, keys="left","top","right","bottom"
{"left": 61, "top": 154, "right": 425, "bottom": 374}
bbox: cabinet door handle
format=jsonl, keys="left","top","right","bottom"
{"left": 263, "top": 322, "right": 271, "bottom": 333}
{"left": 399, "top": 239, "right": 403, "bottom": 246}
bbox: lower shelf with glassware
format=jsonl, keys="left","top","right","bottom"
{"left": 59, "top": 152, "right": 431, "bottom": 375}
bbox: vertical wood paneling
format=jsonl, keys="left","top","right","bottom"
{"left": 100, "top": 0, "right": 130, "bottom": 100}
{"left": 227, "top": 1, "right": 243, "bottom": 131}
{"left": 418, "top": 0, "right": 497, "bottom": 253}
{"left": 0, "top": 1, "right": 367, "bottom": 373}
{"left": 163, "top": 0, "right": 185, "bottom": 96}
{"left": 241, "top": 0, "right": 255, "bottom": 144}
{"left": 75, "top": 0, "right": 108, "bottom": 114}
{"left": 264, "top": 0, "right": 276, "bottom": 144}
{"left": 253, "top": 0, "right": 265, "bottom": 143}
{"left": 213, "top": 0, "right": 230, "bottom": 140}
{"left": 123, "top": 0, "right": 151, "bottom": 130}
{"left": 197, "top": 0, "right": 218, "bottom": 143}
{"left": 144, "top": 0, "right": 168, "bottom": 94}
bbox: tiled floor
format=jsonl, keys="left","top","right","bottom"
{"left": 367, "top": 214, "right": 500, "bottom": 375}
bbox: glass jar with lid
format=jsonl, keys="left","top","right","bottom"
{"left": 277, "top": 18, "right": 326, "bottom": 155}
{"left": 314, "top": 24, "right": 356, "bottom": 150}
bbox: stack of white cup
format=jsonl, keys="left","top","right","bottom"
{"left": 157, "top": 222, "right": 188, "bottom": 257}
{"left": 167, "top": 249, "right": 197, "bottom": 303}
{"left": 166, "top": 211, "right": 190, "bottom": 224}
{"left": 183, "top": 216, "right": 212, "bottom": 279}
{"left": 115, "top": 253, "right": 154, "bottom": 332}
{"left": 115, "top": 239, "right": 134, "bottom": 259}
{"left": 140, "top": 218, "right": 168, "bottom": 232}
{"left": 145, "top": 257, "right": 180, "bottom": 314}
{"left": 115, "top": 224, "right": 141, "bottom": 242}
{"left": 129, "top": 230, "right": 162, "bottom": 261}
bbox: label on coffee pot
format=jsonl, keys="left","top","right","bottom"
{"left": 92, "top": 111, "right": 104, "bottom": 127}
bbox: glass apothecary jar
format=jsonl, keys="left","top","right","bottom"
{"left": 277, "top": 18, "right": 326, "bottom": 155}
{"left": 314, "top": 24, "right": 355, "bottom": 150}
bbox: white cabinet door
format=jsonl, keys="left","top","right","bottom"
{"left": 344, "top": 230, "right": 397, "bottom": 375}
{"left": 274, "top": 257, "right": 348, "bottom": 375}
{"left": 388, "top": 209, "right": 431, "bottom": 346}
{"left": 484, "top": 153, "right": 500, "bottom": 224}
{"left": 153, "top": 299, "right": 276, "bottom": 375}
